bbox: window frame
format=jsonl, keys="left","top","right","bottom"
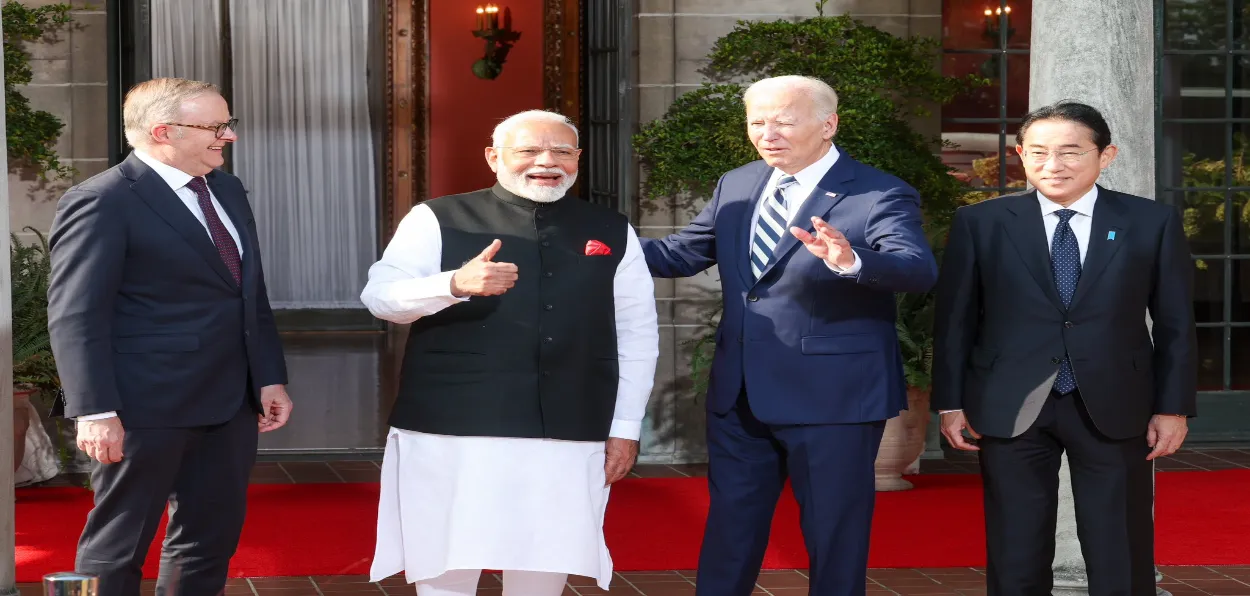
{"left": 1155, "top": 0, "right": 1250, "bottom": 393}
{"left": 941, "top": 0, "right": 1030, "bottom": 196}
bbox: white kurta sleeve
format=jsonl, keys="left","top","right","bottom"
{"left": 360, "top": 203, "right": 468, "bottom": 324}
{"left": 608, "top": 224, "right": 660, "bottom": 441}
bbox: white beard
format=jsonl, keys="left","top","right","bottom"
{"left": 497, "top": 162, "right": 577, "bottom": 203}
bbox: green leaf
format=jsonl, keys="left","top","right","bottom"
{"left": 4, "top": 1, "right": 76, "bottom": 180}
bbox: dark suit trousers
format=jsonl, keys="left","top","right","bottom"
{"left": 76, "top": 403, "right": 258, "bottom": 596}
{"left": 696, "top": 392, "right": 886, "bottom": 596}
{"left": 979, "top": 390, "right": 1154, "bottom": 596}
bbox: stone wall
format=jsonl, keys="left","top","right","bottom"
{"left": 633, "top": 0, "right": 941, "bottom": 463}
{"left": 8, "top": 1, "right": 110, "bottom": 245}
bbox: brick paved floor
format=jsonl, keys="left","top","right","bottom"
{"left": 17, "top": 567, "right": 1250, "bottom": 596}
{"left": 19, "top": 449, "right": 1250, "bottom": 595}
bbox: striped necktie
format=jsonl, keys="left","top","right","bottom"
{"left": 751, "top": 175, "right": 797, "bottom": 279}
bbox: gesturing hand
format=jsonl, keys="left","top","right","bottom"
{"left": 604, "top": 438, "right": 639, "bottom": 486}
{"left": 78, "top": 417, "right": 125, "bottom": 464}
{"left": 791, "top": 217, "right": 856, "bottom": 270}
{"left": 451, "top": 239, "right": 519, "bottom": 297}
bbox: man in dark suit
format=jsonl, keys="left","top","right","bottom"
{"left": 932, "top": 101, "right": 1197, "bottom": 596}
{"left": 642, "top": 75, "right": 938, "bottom": 596}
{"left": 47, "top": 77, "right": 293, "bottom": 596}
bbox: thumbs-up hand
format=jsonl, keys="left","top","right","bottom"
{"left": 450, "top": 239, "right": 519, "bottom": 297}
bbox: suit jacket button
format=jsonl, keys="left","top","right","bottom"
{"left": 1064, "top": 321, "right": 1074, "bottom": 328}
{"left": 747, "top": 294, "right": 759, "bottom": 302}
{"left": 738, "top": 336, "right": 744, "bottom": 344}
{"left": 1051, "top": 357, "right": 1061, "bottom": 364}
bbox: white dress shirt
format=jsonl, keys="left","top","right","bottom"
{"left": 751, "top": 144, "right": 861, "bottom": 275}
{"left": 941, "top": 185, "right": 1098, "bottom": 415}
{"left": 1038, "top": 185, "right": 1097, "bottom": 265}
{"left": 78, "top": 151, "right": 245, "bottom": 422}
{"left": 359, "top": 200, "right": 660, "bottom": 441}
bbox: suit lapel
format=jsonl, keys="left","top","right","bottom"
{"left": 1003, "top": 191, "right": 1066, "bottom": 311}
{"left": 123, "top": 154, "right": 239, "bottom": 289}
{"left": 1068, "top": 186, "right": 1129, "bottom": 310}
{"left": 736, "top": 166, "right": 774, "bottom": 287}
{"left": 749, "top": 154, "right": 855, "bottom": 285}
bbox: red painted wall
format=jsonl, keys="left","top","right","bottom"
{"left": 428, "top": 0, "right": 546, "bottom": 199}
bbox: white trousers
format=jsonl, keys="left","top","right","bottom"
{"left": 414, "top": 569, "right": 568, "bottom": 596}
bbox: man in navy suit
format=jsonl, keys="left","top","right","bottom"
{"left": 48, "top": 77, "right": 292, "bottom": 596}
{"left": 641, "top": 75, "right": 937, "bottom": 595}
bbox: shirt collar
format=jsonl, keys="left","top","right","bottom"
{"left": 772, "top": 144, "right": 842, "bottom": 190}
{"left": 133, "top": 149, "right": 197, "bottom": 192}
{"left": 1038, "top": 185, "right": 1098, "bottom": 218}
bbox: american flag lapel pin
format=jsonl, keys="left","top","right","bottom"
{"left": 826, "top": 192, "right": 838, "bottom": 198}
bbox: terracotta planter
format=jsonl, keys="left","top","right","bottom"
{"left": 13, "top": 386, "right": 35, "bottom": 473}
{"left": 874, "top": 387, "right": 930, "bottom": 491}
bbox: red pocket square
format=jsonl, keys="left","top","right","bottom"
{"left": 585, "top": 240, "right": 612, "bottom": 256}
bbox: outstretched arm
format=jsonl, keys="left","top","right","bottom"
{"left": 640, "top": 174, "right": 728, "bottom": 278}
{"left": 850, "top": 187, "right": 938, "bottom": 293}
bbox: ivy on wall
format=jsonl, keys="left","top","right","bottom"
{"left": 3, "top": 0, "right": 74, "bottom": 180}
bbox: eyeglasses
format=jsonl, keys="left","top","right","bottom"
{"left": 497, "top": 146, "right": 581, "bottom": 161}
{"left": 1022, "top": 148, "right": 1098, "bottom": 164}
{"left": 164, "top": 118, "right": 239, "bottom": 139}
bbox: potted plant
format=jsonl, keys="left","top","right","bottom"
{"left": 632, "top": 4, "right": 985, "bottom": 489}
{"left": 12, "top": 227, "right": 63, "bottom": 484}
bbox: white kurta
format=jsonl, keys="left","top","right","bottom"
{"left": 360, "top": 198, "right": 659, "bottom": 590}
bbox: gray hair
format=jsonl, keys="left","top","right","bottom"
{"left": 123, "top": 77, "right": 221, "bottom": 148}
{"left": 491, "top": 109, "right": 579, "bottom": 148}
{"left": 743, "top": 75, "right": 840, "bottom": 120}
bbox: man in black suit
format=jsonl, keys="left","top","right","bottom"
{"left": 932, "top": 101, "right": 1197, "bottom": 596}
{"left": 47, "top": 77, "right": 293, "bottom": 596}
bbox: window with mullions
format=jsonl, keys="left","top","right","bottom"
{"left": 940, "top": 0, "right": 1032, "bottom": 199}
{"left": 1157, "top": 0, "right": 1250, "bottom": 392}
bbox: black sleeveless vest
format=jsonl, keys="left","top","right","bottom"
{"left": 388, "top": 185, "right": 628, "bottom": 441}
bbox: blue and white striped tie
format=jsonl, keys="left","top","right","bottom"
{"left": 751, "top": 175, "right": 797, "bottom": 279}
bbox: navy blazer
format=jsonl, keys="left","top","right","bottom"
{"left": 47, "top": 152, "right": 288, "bottom": 429}
{"left": 642, "top": 152, "right": 937, "bottom": 425}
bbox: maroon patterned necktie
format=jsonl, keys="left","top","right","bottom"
{"left": 186, "top": 176, "right": 241, "bottom": 285}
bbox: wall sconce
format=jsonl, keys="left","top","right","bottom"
{"left": 982, "top": 5, "right": 1015, "bottom": 42}
{"left": 472, "top": 4, "right": 521, "bottom": 80}
{"left": 980, "top": 4, "right": 1014, "bottom": 79}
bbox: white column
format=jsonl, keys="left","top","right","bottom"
{"left": 0, "top": 4, "right": 18, "bottom": 593}
{"left": 1029, "top": 1, "right": 1165, "bottom": 595}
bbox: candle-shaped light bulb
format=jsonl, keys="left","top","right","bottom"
{"left": 1003, "top": 5, "right": 1011, "bottom": 13}
{"left": 984, "top": 8, "right": 992, "bottom": 15}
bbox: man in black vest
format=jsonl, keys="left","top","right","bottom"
{"left": 361, "top": 110, "right": 659, "bottom": 596}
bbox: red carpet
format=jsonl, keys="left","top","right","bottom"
{"left": 15, "top": 471, "right": 1250, "bottom": 581}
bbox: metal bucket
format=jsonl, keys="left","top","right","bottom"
{"left": 42, "top": 572, "right": 98, "bottom": 596}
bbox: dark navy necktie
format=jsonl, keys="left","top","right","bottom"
{"left": 1050, "top": 209, "right": 1081, "bottom": 394}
